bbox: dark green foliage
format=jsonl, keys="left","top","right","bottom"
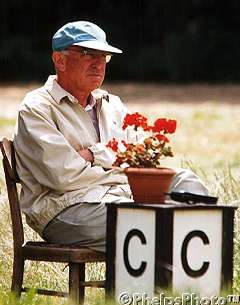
{"left": 1, "top": 0, "right": 240, "bottom": 82}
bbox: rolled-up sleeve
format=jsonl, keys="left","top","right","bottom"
{"left": 89, "top": 142, "right": 116, "bottom": 168}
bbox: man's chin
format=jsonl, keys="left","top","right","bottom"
{"left": 88, "top": 75, "right": 104, "bottom": 80}
{"left": 89, "top": 77, "right": 104, "bottom": 86}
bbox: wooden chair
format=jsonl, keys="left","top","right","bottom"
{"left": 0, "top": 137, "right": 105, "bottom": 304}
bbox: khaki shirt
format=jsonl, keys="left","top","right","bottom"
{"left": 14, "top": 75, "right": 132, "bottom": 236}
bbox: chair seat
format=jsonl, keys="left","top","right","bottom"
{"left": 23, "top": 241, "right": 106, "bottom": 263}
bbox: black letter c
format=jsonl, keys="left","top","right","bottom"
{"left": 181, "top": 230, "right": 210, "bottom": 277}
{"left": 123, "top": 229, "right": 147, "bottom": 277}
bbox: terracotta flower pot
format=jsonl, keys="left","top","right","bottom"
{"left": 124, "top": 167, "right": 176, "bottom": 204}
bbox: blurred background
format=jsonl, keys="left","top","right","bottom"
{"left": 1, "top": 0, "right": 240, "bottom": 83}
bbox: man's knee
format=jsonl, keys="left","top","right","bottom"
{"left": 170, "top": 168, "right": 209, "bottom": 195}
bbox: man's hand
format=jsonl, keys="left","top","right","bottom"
{"left": 77, "top": 149, "right": 94, "bottom": 163}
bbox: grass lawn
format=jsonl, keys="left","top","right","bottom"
{"left": 0, "top": 83, "right": 239, "bottom": 304}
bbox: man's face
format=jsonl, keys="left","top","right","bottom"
{"left": 63, "top": 46, "right": 111, "bottom": 92}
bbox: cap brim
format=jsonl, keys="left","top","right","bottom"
{"left": 72, "top": 40, "right": 122, "bottom": 54}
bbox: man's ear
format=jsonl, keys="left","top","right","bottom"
{"left": 52, "top": 51, "right": 66, "bottom": 72}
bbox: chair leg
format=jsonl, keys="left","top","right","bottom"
{"left": 11, "top": 256, "right": 24, "bottom": 298}
{"left": 69, "top": 263, "right": 85, "bottom": 305}
{"left": 79, "top": 263, "right": 85, "bottom": 303}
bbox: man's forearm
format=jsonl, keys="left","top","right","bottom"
{"left": 77, "top": 149, "right": 94, "bottom": 163}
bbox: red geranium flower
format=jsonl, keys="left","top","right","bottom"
{"left": 152, "top": 118, "right": 177, "bottom": 134}
{"left": 107, "top": 112, "right": 177, "bottom": 168}
{"left": 155, "top": 133, "right": 169, "bottom": 143}
{"left": 122, "top": 112, "right": 149, "bottom": 131}
{"left": 165, "top": 119, "right": 177, "bottom": 134}
{"left": 106, "top": 138, "right": 119, "bottom": 152}
{"left": 151, "top": 118, "right": 167, "bottom": 133}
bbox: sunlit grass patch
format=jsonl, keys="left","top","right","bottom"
{"left": 0, "top": 117, "right": 16, "bottom": 128}
{"left": 0, "top": 116, "right": 16, "bottom": 139}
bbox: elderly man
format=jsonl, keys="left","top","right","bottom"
{"left": 14, "top": 21, "right": 208, "bottom": 252}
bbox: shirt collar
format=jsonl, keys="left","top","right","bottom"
{"left": 44, "top": 75, "right": 77, "bottom": 104}
{"left": 44, "top": 75, "right": 109, "bottom": 106}
{"left": 85, "top": 94, "right": 96, "bottom": 111}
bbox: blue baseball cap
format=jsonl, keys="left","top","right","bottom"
{"left": 52, "top": 21, "right": 122, "bottom": 54}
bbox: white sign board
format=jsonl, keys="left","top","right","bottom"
{"left": 172, "top": 210, "right": 222, "bottom": 295}
{"left": 115, "top": 208, "right": 156, "bottom": 298}
{"left": 106, "top": 204, "right": 235, "bottom": 300}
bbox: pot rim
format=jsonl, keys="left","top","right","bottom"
{"left": 124, "top": 167, "right": 176, "bottom": 175}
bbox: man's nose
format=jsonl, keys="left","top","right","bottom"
{"left": 91, "top": 60, "right": 105, "bottom": 69}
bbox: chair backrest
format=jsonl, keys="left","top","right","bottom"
{"left": 1, "top": 138, "right": 24, "bottom": 250}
